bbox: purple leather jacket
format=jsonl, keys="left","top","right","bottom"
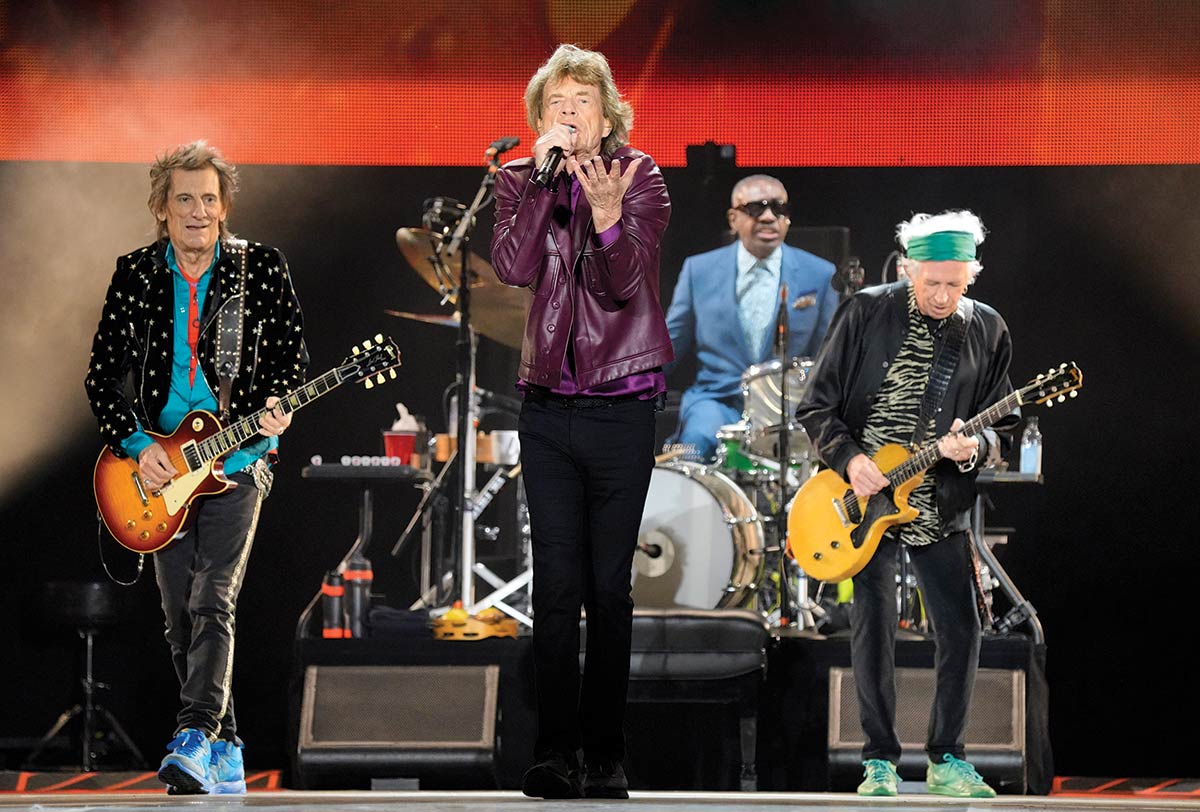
{"left": 490, "top": 146, "right": 673, "bottom": 390}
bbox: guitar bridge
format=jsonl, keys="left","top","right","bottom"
{"left": 832, "top": 497, "right": 851, "bottom": 527}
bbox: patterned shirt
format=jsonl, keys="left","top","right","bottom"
{"left": 859, "top": 285, "right": 940, "bottom": 546}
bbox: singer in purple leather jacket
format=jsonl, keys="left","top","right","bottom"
{"left": 490, "top": 44, "right": 671, "bottom": 801}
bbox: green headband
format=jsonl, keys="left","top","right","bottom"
{"left": 905, "top": 231, "right": 976, "bottom": 262}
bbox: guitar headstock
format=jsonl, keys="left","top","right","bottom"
{"left": 339, "top": 334, "right": 402, "bottom": 388}
{"left": 1017, "top": 361, "right": 1083, "bottom": 408}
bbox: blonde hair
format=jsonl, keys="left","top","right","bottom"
{"left": 147, "top": 140, "right": 239, "bottom": 241}
{"left": 524, "top": 44, "right": 633, "bottom": 157}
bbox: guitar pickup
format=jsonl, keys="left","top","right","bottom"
{"left": 180, "top": 440, "right": 202, "bottom": 472}
{"left": 132, "top": 471, "right": 150, "bottom": 506}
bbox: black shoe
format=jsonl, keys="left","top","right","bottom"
{"left": 583, "top": 759, "right": 629, "bottom": 799}
{"left": 522, "top": 751, "right": 581, "bottom": 799}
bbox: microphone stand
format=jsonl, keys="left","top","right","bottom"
{"left": 431, "top": 140, "right": 534, "bottom": 625}
{"left": 440, "top": 164, "right": 498, "bottom": 611}
{"left": 774, "top": 284, "right": 795, "bottom": 626}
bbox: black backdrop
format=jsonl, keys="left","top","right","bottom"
{"left": 1, "top": 159, "right": 1196, "bottom": 781}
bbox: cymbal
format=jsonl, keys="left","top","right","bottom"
{"left": 395, "top": 227, "right": 490, "bottom": 302}
{"left": 394, "top": 227, "right": 529, "bottom": 349}
{"left": 384, "top": 310, "right": 461, "bottom": 328}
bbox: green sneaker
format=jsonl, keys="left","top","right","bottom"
{"left": 857, "top": 759, "right": 900, "bottom": 796}
{"left": 926, "top": 754, "right": 997, "bottom": 798}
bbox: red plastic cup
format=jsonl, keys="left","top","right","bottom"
{"left": 382, "top": 431, "right": 416, "bottom": 463}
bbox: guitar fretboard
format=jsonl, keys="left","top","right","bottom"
{"left": 885, "top": 389, "right": 1023, "bottom": 487}
{"left": 196, "top": 368, "right": 346, "bottom": 462}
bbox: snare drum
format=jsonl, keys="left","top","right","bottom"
{"left": 740, "top": 357, "right": 814, "bottom": 464}
{"left": 632, "top": 462, "right": 765, "bottom": 609}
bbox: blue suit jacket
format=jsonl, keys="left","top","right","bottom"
{"left": 665, "top": 241, "right": 839, "bottom": 408}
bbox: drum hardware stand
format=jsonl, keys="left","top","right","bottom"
{"left": 411, "top": 140, "right": 534, "bottom": 627}
{"left": 972, "top": 493, "right": 1044, "bottom": 643}
{"left": 394, "top": 449, "right": 457, "bottom": 609}
{"left": 896, "top": 547, "right": 926, "bottom": 632}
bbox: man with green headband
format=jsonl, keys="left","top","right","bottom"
{"left": 796, "top": 210, "right": 1020, "bottom": 798}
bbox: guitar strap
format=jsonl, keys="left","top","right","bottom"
{"left": 909, "top": 296, "right": 974, "bottom": 448}
{"left": 908, "top": 297, "right": 992, "bottom": 626}
{"left": 215, "top": 239, "right": 248, "bottom": 422}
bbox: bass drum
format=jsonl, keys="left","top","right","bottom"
{"left": 632, "top": 462, "right": 765, "bottom": 609}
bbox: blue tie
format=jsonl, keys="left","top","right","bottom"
{"left": 738, "top": 260, "right": 775, "bottom": 359}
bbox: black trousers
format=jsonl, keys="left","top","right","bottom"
{"left": 850, "top": 531, "right": 981, "bottom": 764}
{"left": 518, "top": 395, "right": 657, "bottom": 762}
{"left": 153, "top": 469, "right": 263, "bottom": 742}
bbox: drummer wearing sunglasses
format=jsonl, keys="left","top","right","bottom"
{"left": 664, "top": 175, "right": 839, "bottom": 461}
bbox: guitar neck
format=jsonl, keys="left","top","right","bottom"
{"left": 197, "top": 368, "right": 346, "bottom": 462}
{"left": 886, "top": 389, "right": 1022, "bottom": 486}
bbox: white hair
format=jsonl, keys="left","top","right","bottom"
{"left": 896, "top": 209, "right": 985, "bottom": 250}
{"left": 896, "top": 209, "right": 985, "bottom": 281}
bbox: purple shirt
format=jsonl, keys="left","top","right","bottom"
{"left": 519, "top": 175, "right": 666, "bottom": 400}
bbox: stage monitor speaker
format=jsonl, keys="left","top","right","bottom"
{"left": 827, "top": 666, "right": 1027, "bottom": 793}
{"left": 296, "top": 664, "right": 499, "bottom": 788}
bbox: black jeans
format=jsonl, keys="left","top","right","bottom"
{"left": 518, "top": 394, "right": 657, "bottom": 762}
{"left": 850, "top": 531, "right": 981, "bottom": 764}
{"left": 153, "top": 469, "right": 264, "bottom": 742}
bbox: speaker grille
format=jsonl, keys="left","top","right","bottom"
{"left": 829, "top": 667, "right": 1024, "bottom": 751}
{"left": 300, "top": 665, "right": 499, "bottom": 750}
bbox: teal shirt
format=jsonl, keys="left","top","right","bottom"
{"left": 120, "top": 242, "right": 276, "bottom": 473}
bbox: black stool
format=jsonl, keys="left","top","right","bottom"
{"left": 23, "top": 581, "right": 147, "bottom": 771}
{"left": 582, "top": 608, "right": 769, "bottom": 791}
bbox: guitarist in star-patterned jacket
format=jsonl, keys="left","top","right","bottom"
{"left": 84, "top": 141, "right": 307, "bottom": 796}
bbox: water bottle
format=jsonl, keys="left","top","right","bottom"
{"left": 320, "top": 571, "right": 347, "bottom": 639}
{"left": 343, "top": 555, "right": 374, "bottom": 638}
{"left": 1019, "top": 416, "right": 1042, "bottom": 476}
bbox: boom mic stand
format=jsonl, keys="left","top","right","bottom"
{"left": 432, "top": 138, "right": 533, "bottom": 625}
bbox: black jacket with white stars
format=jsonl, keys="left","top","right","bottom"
{"left": 85, "top": 237, "right": 308, "bottom": 458}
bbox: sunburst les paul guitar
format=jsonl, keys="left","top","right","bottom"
{"left": 94, "top": 335, "right": 402, "bottom": 554}
{"left": 787, "top": 362, "right": 1083, "bottom": 582}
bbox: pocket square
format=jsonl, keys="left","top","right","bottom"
{"left": 792, "top": 291, "right": 818, "bottom": 309}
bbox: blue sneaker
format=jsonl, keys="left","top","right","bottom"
{"left": 209, "top": 739, "right": 247, "bottom": 794}
{"left": 158, "top": 728, "right": 212, "bottom": 794}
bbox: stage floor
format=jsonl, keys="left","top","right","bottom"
{"left": 2, "top": 789, "right": 1200, "bottom": 812}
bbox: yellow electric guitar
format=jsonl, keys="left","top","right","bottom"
{"left": 787, "top": 362, "right": 1083, "bottom": 582}
{"left": 94, "top": 335, "right": 401, "bottom": 554}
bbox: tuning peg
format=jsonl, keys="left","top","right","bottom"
{"left": 1045, "top": 399, "right": 1053, "bottom": 408}
{"left": 1057, "top": 394, "right": 1066, "bottom": 402}
{"left": 352, "top": 345, "right": 360, "bottom": 355}
{"left": 376, "top": 372, "right": 386, "bottom": 384}
{"left": 363, "top": 337, "right": 374, "bottom": 348}
{"left": 374, "top": 333, "right": 383, "bottom": 343}
{"left": 364, "top": 378, "right": 374, "bottom": 390}
{"left": 1069, "top": 390, "right": 1078, "bottom": 398}
{"left": 388, "top": 369, "right": 397, "bottom": 379}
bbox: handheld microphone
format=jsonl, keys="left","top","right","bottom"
{"left": 532, "top": 147, "right": 565, "bottom": 188}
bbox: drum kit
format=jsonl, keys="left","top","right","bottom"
{"left": 387, "top": 150, "right": 826, "bottom": 629}
{"left": 633, "top": 359, "right": 827, "bottom": 626}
